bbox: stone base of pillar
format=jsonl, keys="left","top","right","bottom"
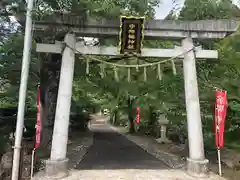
{"left": 156, "top": 138, "right": 172, "bottom": 144}
{"left": 45, "top": 158, "right": 69, "bottom": 179}
{"left": 186, "top": 158, "right": 209, "bottom": 178}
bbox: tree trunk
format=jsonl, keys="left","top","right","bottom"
{"left": 109, "top": 110, "right": 115, "bottom": 124}
{"left": 127, "top": 97, "right": 135, "bottom": 133}
{"left": 148, "top": 106, "right": 157, "bottom": 136}
{"left": 113, "top": 109, "right": 119, "bottom": 125}
{"left": 39, "top": 53, "right": 61, "bottom": 153}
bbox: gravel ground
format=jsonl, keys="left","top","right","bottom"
{"left": 64, "top": 169, "right": 225, "bottom": 180}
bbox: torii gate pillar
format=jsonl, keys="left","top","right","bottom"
{"left": 182, "top": 37, "right": 209, "bottom": 177}
{"left": 45, "top": 33, "right": 76, "bottom": 178}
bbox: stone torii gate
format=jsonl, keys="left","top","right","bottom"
{"left": 34, "top": 15, "right": 238, "bottom": 179}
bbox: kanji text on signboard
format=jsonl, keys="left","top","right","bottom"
{"left": 119, "top": 16, "right": 145, "bottom": 54}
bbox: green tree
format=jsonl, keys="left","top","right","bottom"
{"left": 166, "top": 0, "right": 240, "bottom": 149}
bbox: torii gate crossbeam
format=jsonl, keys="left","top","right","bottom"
{"left": 29, "top": 15, "right": 238, "bottom": 39}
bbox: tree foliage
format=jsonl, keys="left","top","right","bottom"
{"left": 1, "top": 0, "right": 240, "bottom": 151}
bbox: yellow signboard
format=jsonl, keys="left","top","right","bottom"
{"left": 119, "top": 16, "right": 145, "bottom": 54}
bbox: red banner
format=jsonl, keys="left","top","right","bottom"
{"left": 35, "top": 86, "right": 41, "bottom": 149}
{"left": 215, "top": 90, "right": 228, "bottom": 149}
{"left": 135, "top": 106, "right": 140, "bottom": 124}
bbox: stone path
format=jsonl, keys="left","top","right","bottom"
{"left": 76, "top": 121, "right": 167, "bottom": 170}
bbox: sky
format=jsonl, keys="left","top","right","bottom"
{"left": 155, "top": 0, "right": 240, "bottom": 19}
{"left": 155, "top": 0, "right": 179, "bottom": 19}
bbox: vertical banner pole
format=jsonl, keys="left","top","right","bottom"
{"left": 30, "top": 149, "right": 35, "bottom": 179}
{"left": 11, "top": 0, "right": 35, "bottom": 179}
{"left": 217, "top": 148, "right": 222, "bottom": 176}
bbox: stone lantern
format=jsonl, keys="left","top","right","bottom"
{"left": 156, "top": 114, "right": 171, "bottom": 144}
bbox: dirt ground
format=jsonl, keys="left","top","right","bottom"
{"left": 153, "top": 142, "right": 240, "bottom": 180}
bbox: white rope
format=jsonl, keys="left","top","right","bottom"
{"left": 86, "top": 59, "right": 90, "bottom": 74}
{"left": 113, "top": 66, "right": 119, "bottom": 81}
{"left": 64, "top": 43, "right": 197, "bottom": 82}
{"left": 157, "top": 63, "right": 162, "bottom": 80}
{"left": 171, "top": 59, "right": 177, "bottom": 75}
{"left": 127, "top": 68, "right": 131, "bottom": 82}
{"left": 66, "top": 44, "right": 195, "bottom": 68}
{"left": 143, "top": 67, "right": 147, "bottom": 81}
{"left": 88, "top": 47, "right": 194, "bottom": 68}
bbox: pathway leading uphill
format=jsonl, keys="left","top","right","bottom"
{"left": 76, "top": 119, "right": 167, "bottom": 170}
